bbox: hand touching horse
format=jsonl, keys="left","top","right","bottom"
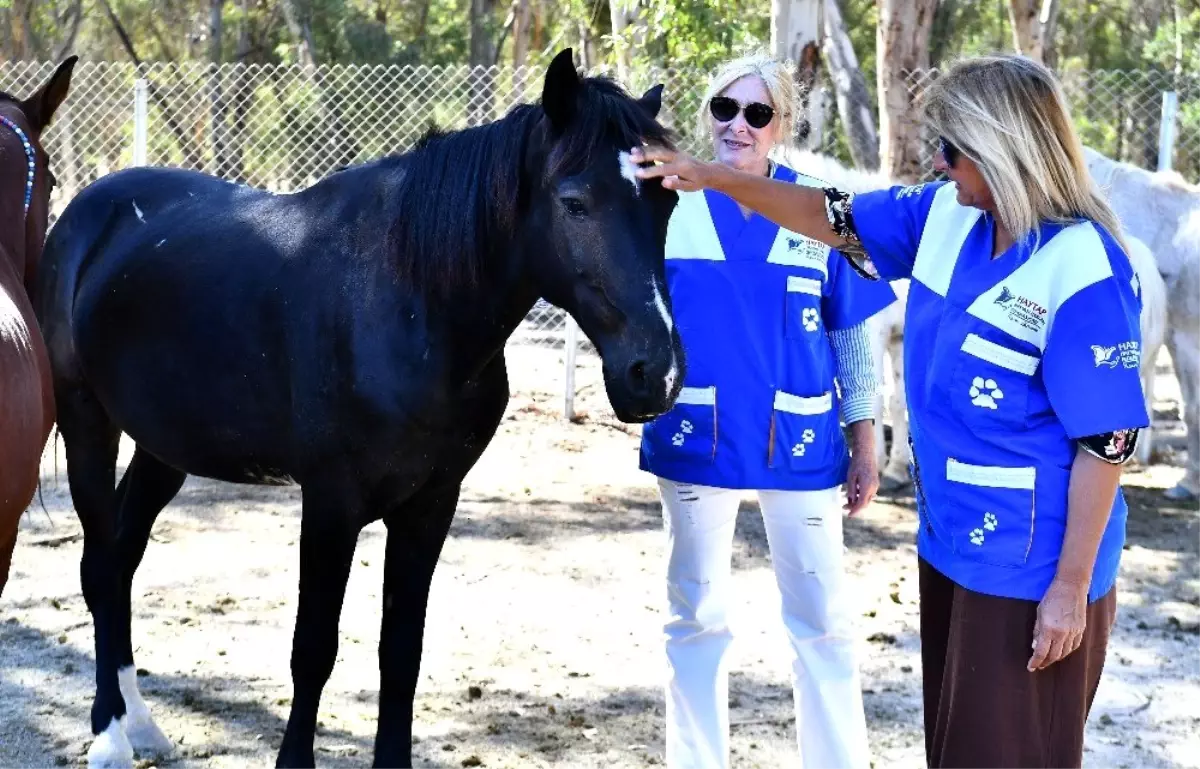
{"left": 37, "top": 49, "right": 684, "bottom": 768}
{"left": 0, "top": 56, "right": 76, "bottom": 596}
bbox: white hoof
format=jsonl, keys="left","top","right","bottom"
{"left": 88, "top": 718, "right": 134, "bottom": 769}
{"left": 125, "top": 715, "right": 174, "bottom": 758}
{"left": 118, "top": 665, "right": 175, "bottom": 758}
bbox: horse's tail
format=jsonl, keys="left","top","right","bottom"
{"left": 35, "top": 193, "right": 120, "bottom": 385}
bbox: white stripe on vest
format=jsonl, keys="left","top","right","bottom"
{"left": 914, "top": 184, "right": 1116, "bottom": 351}
{"left": 665, "top": 190, "right": 726, "bottom": 261}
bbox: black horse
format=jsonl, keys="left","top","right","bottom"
{"left": 35, "top": 49, "right": 684, "bottom": 768}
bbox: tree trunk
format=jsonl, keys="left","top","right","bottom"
{"left": 469, "top": 0, "right": 498, "bottom": 126}
{"left": 279, "top": 0, "right": 316, "bottom": 69}
{"left": 1008, "top": 0, "right": 1059, "bottom": 66}
{"left": 877, "top": 0, "right": 936, "bottom": 183}
{"left": 279, "top": 0, "right": 358, "bottom": 178}
{"left": 53, "top": 0, "right": 84, "bottom": 62}
{"left": 98, "top": 0, "right": 204, "bottom": 169}
{"left": 771, "top": 0, "right": 824, "bottom": 149}
{"left": 608, "top": 0, "right": 639, "bottom": 82}
{"left": 823, "top": 0, "right": 878, "bottom": 169}
{"left": 209, "top": 0, "right": 232, "bottom": 177}
{"left": 512, "top": 0, "right": 533, "bottom": 102}
{"left": 227, "top": 0, "right": 253, "bottom": 183}
{"left": 9, "top": 0, "right": 32, "bottom": 59}
{"left": 1033, "top": 0, "right": 1060, "bottom": 68}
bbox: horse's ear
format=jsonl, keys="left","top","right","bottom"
{"left": 638, "top": 84, "right": 664, "bottom": 119}
{"left": 542, "top": 48, "right": 580, "bottom": 132}
{"left": 24, "top": 54, "right": 78, "bottom": 133}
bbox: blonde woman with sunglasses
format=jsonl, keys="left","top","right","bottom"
{"left": 634, "top": 54, "right": 1149, "bottom": 769}
{"left": 636, "top": 52, "right": 897, "bottom": 769}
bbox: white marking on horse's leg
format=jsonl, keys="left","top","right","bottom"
{"left": 618, "top": 150, "right": 641, "bottom": 196}
{"left": 132, "top": 200, "right": 145, "bottom": 223}
{"left": 118, "top": 666, "right": 174, "bottom": 757}
{"left": 87, "top": 717, "right": 134, "bottom": 769}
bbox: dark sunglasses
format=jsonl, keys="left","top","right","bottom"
{"left": 939, "top": 135, "right": 963, "bottom": 167}
{"left": 709, "top": 96, "right": 776, "bottom": 129}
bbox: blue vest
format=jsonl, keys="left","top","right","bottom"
{"left": 852, "top": 181, "right": 1150, "bottom": 602}
{"left": 639, "top": 163, "right": 897, "bottom": 491}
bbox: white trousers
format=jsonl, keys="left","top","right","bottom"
{"left": 659, "top": 478, "right": 870, "bottom": 769}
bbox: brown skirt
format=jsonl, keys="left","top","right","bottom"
{"left": 919, "top": 557, "right": 1117, "bottom": 768}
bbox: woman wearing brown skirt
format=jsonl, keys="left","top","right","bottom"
{"left": 631, "top": 54, "right": 1149, "bottom": 768}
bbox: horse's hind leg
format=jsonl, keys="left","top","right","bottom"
{"left": 110, "top": 448, "right": 186, "bottom": 758}
{"left": 56, "top": 386, "right": 130, "bottom": 768}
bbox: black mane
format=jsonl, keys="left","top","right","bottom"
{"left": 386, "top": 74, "right": 676, "bottom": 300}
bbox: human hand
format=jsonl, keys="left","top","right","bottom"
{"left": 843, "top": 444, "right": 879, "bottom": 517}
{"left": 630, "top": 145, "right": 715, "bottom": 192}
{"left": 1028, "top": 577, "right": 1088, "bottom": 672}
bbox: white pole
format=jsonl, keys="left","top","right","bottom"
{"left": 132, "top": 78, "right": 149, "bottom": 167}
{"left": 1158, "top": 90, "right": 1178, "bottom": 172}
{"left": 564, "top": 315, "right": 578, "bottom": 421}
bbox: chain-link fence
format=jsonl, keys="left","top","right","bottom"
{"left": 2, "top": 59, "right": 1195, "bottom": 362}
{"left": 900, "top": 67, "right": 1199, "bottom": 184}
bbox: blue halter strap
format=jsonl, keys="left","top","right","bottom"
{"left": 0, "top": 114, "right": 36, "bottom": 217}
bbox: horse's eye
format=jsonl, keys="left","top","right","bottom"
{"left": 561, "top": 197, "right": 588, "bottom": 218}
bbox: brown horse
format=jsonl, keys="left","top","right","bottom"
{"left": 0, "top": 56, "right": 77, "bottom": 596}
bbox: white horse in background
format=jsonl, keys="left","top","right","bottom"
{"left": 775, "top": 146, "right": 1173, "bottom": 493}
{"left": 1086, "top": 147, "right": 1200, "bottom": 501}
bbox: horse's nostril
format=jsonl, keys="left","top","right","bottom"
{"left": 627, "top": 359, "right": 649, "bottom": 394}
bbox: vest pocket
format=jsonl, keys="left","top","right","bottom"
{"left": 944, "top": 458, "right": 1036, "bottom": 568}
{"left": 768, "top": 390, "right": 836, "bottom": 470}
{"left": 784, "top": 276, "right": 823, "bottom": 340}
{"left": 950, "top": 333, "right": 1038, "bottom": 431}
{"left": 646, "top": 385, "right": 717, "bottom": 463}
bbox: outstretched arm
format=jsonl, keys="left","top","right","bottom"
{"left": 631, "top": 145, "right": 878, "bottom": 279}
{"left": 632, "top": 145, "right": 840, "bottom": 244}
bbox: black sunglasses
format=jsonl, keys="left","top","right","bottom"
{"left": 709, "top": 96, "right": 776, "bottom": 129}
{"left": 939, "top": 135, "right": 963, "bottom": 167}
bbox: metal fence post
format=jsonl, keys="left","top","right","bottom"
{"left": 1158, "top": 90, "right": 1179, "bottom": 172}
{"left": 563, "top": 316, "right": 578, "bottom": 421}
{"left": 132, "top": 78, "right": 148, "bottom": 167}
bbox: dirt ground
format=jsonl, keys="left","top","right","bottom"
{"left": 2, "top": 346, "right": 1197, "bottom": 769}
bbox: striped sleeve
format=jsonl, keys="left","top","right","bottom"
{"left": 828, "top": 321, "right": 879, "bottom": 424}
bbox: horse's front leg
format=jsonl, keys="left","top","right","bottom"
{"left": 373, "top": 481, "right": 460, "bottom": 769}
{"left": 276, "top": 478, "right": 363, "bottom": 769}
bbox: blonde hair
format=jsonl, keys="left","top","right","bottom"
{"left": 697, "top": 51, "right": 800, "bottom": 149}
{"left": 920, "top": 54, "right": 1131, "bottom": 254}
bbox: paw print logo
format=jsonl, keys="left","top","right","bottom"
{"left": 672, "top": 433, "right": 685, "bottom": 446}
{"left": 680, "top": 420, "right": 694, "bottom": 434}
{"left": 969, "top": 528, "right": 986, "bottom": 546}
{"left": 983, "top": 512, "right": 998, "bottom": 532}
{"left": 792, "top": 443, "right": 806, "bottom": 457}
{"left": 802, "top": 308, "right": 820, "bottom": 332}
{"left": 802, "top": 429, "right": 815, "bottom": 444}
{"left": 969, "top": 377, "right": 1004, "bottom": 409}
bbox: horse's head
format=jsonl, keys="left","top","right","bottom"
{"left": 0, "top": 55, "right": 76, "bottom": 292}
{"left": 526, "top": 49, "right": 684, "bottom": 423}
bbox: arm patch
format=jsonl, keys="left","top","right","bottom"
{"left": 1079, "top": 428, "right": 1140, "bottom": 465}
{"left": 823, "top": 187, "right": 880, "bottom": 281}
